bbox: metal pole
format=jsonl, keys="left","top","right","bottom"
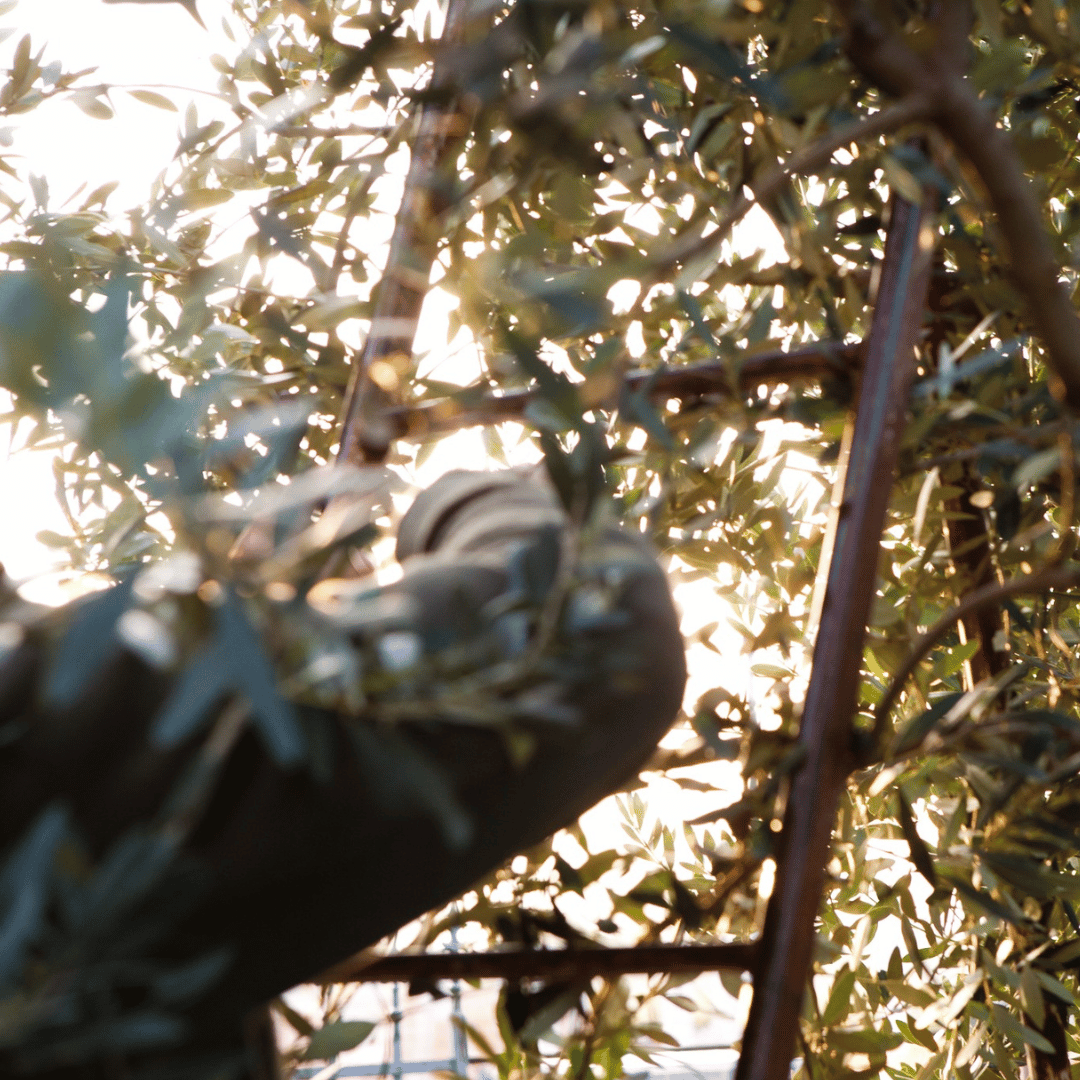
{"left": 449, "top": 923, "right": 469, "bottom": 1077}
{"left": 391, "top": 983, "right": 403, "bottom": 1080}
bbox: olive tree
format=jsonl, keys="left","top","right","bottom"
{"left": 3, "top": 1, "right": 1080, "bottom": 1078}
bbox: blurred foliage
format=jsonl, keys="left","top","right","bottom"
{"left": 4, "top": 0, "right": 1080, "bottom": 1076}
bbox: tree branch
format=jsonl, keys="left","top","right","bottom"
{"left": 835, "top": 0, "right": 1080, "bottom": 408}
{"left": 654, "top": 97, "right": 930, "bottom": 273}
{"left": 932, "top": 75, "right": 1080, "bottom": 408}
{"left": 317, "top": 943, "right": 757, "bottom": 986}
{"left": 335, "top": 0, "right": 474, "bottom": 465}
{"left": 871, "top": 564, "right": 1080, "bottom": 755}
{"left": 385, "top": 341, "right": 862, "bottom": 439}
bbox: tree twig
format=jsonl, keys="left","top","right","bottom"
{"left": 871, "top": 564, "right": 1080, "bottom": 754}
{"left": 317, "top": 943, "right": 757, "bottom": 985}
{"left": 653, "top": 97, "right": 930, "bottom": 274}
{"left": 835, "top": 0, "right": 1080, "bottom": 408}
{"left": 384, "top": 341, "right": 863, "bottom": 439}
{"left": 935, "top": 76, "right": 1080, "bottom": 407}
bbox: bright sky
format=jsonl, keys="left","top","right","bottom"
{"left": 4, "top": 2, "right": 226, "bottom": 199}
{"left": 0, "top": 0, "right": 227, "bottom": 589}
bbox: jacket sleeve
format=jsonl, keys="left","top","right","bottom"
{"left": 0, "top": 467, "right": 687, "bottom": 1056}
{"left": 180, "top": 468, "right": 688, "bottom": 1010}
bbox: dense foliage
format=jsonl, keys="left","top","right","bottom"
{"left": 5, "top": 0, "right": 1080, "bottom": 1077}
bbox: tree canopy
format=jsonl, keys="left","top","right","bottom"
{"left": 4, "top": 0, "right": 1080, "bottom": 1078}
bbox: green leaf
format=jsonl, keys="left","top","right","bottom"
{"left": 150, "top": 643, "right": 230, "bottom": 747}
{"left": 35, "top": 528, "right": 73, "bottom": 549}
{"left": 9, "top": 34, "right": 30, "bottom": 88}
{"left": 897, "top": 1020, "right": 939, "bottom": 1053}
{"left": 44, "top": 577, "right": 134, "bottom": 706}
{"left": 930, "top": 638, "right": 980, "bottom": 679}
{"left": 971, "top": 39, "right": 1027, "bottom": 94}
{"left": 152, "top": 948, "right": 232, "bottom": 1005}
{"left": 822, "top": 968, "right": 856, "bottom": 1025}
{"left": 663, "top": 22, "right": 752, "bottom": 87}
{"left": 302, "top": 1019, "right": 377, "bottom": 1061}
{"left": 72, "top": 91, "right": 114, "bottom": 120}
{"left": 894, "top": 693, "right": 963, "bottom": 754}
{"left": 176, "top": 187, "right": 233, "bottom": 210}
{"left": 827, "top": 1027, "right": 903, "bottom": 1052}
{"left": 273, "top": 997, "right": 315, "bottom": 1037}
{"left": 897, "top": 787, "right": 937, "bottom": 889}
{"left": 79, "top": 830, "right": 174, "bottom": 930}
{"left": 750, "top": 662, "right": 792, "bottom": 679}
{"left": 919, "top": 971, "right": 983, "bottom": 1026}
{"left": 1013, "top": 446, "right": 1060, "bottom": 492}
{"left": 0, "top": 806, "right": 67, "bottom": 989}
{"left": 127, "top": 88, "right": 177, "bottom": 111}
{"left": 991, "top": 1003, "right": 1055, "bottom": 1053}
{"left": 80, "top": 180, "right": 119, "bottom": 208}
{"left": 1032, "top": 969, "right": 1075, "bottom": 1004}
{"left": 1019, "top": 965, "right": 1046, "bottom": 1030}
{"left": 217, "top": 590, "right": 305, "bottom": 766}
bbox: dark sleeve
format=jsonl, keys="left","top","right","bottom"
{"left": 188, "top": 470, "right": 686, "bottom": 1012}
{"left": 0, "top": 468, "right": 687, "bottom": 1054}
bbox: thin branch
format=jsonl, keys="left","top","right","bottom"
{"left": 871, "top": 565, "right": 1080, "bottom": 753}
{"left": 653, "top": 97, "right": 930, "bottom": 273}
{"left": 925, "top": 0, "right": 975, "bottom": 70}
{"left": 934, "top": 76, "right": 1080, "bottom": 408}
{"left": 317, "top": 943, "right": 757, "bottom": 985}
{"left": 268, "top": 123, "right": 391, "bottom": 138}
{"left": 835, "top": 0, "right": 1080, "bottom": 408}
{"left": 111, "top": 81, "right": 234, "bottom": 102}
{"left": 385, "top": 341, "right": 862, "bottom": 439}
{"left": 835, "top": 0, "right": 937, "bottom": 99}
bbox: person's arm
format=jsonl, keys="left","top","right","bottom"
{"left": 0, "top": 467, "right": 686, "bottom": 1062}
{"left": 184, "top": 469, "right": 685, "bottom": 1028}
